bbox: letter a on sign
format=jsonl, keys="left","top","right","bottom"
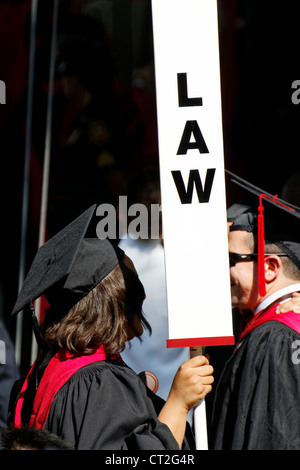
{"left": 151, "top": 0, "right": 234, "bottom": 347}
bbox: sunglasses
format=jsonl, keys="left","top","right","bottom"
{"left": 229, "top": 252, "right": 287, "bottom": 268}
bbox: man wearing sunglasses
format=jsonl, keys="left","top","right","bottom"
{"left": 209, "top": 173, "right": 300, "bottom": 450}
{"left": 228, "top": 243, "right": 291, "bottom": 313}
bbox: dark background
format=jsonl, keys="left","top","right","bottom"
{"left": 0, "top": 0, "right": 299, "bottom": 371}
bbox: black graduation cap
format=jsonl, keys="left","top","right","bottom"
{"left": 226, "top": 170, "right": 300, "bottom": 296}
{"left": 12, "top": 205, "right": 124, "bottom": 317}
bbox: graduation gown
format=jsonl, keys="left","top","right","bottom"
{"left": 209, "top": 304, "right": 300, "bottom": 450}
{"left": 10, "top": 348, "right": 193, "bottom": 450}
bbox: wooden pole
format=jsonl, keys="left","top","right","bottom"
{"left": 190, "top": 346, "right": 208, "bottom": 450}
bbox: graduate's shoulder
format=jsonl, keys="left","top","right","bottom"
{"left": 50, "top": 358, "right": 138, "bottom": 399}
{"left": 251, "top": 319, "right": 300, "bottom": 340}
{"left": 243, "top": 319, "right": 300, "bottom": 357}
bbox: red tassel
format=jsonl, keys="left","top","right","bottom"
{"left": 258, "top": 195, "right": 266, "bottom": 297}
{"left": 257, "top": 194, "right": 294, "bottom": 297}
{"left": 257, "top": 193, "right": 294, "bottom": 297}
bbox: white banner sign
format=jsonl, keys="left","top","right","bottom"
{"left": 152, "top": 0, "right": 234, "bottom": 348}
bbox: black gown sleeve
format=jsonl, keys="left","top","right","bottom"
{"left": 44, "top": 360, "right": 188, "bottom": 450}
{"left": 210, "top": 321, "right": 300, "bottom": 450}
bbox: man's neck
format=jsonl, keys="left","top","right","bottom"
{"left": 254, "top": 283, "right": 300, "bottom": 315}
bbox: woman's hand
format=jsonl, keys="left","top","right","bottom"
{"left": 158, "top": 355, "right": 214, "bottom": 448}
{"left": 168, "top": 355, "right": 214, "bottom": 411}
{"left": 276, "top": 292, "right": 300, "bottom": 314}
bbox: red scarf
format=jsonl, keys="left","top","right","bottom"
{"left": 13, "top": 346, "right": 112, "bottom": 429}
{"left": 237, "top": 303, "right": 300, "bottom": 347}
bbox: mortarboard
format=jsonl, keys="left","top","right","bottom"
{"left": 226, "top": 170, "right": 300, "bottom": 296}
{"left": 12, "top": 205, "right": 124, "bottom": 317}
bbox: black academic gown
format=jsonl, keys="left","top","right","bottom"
{"left": 46, "top": 359, "right": 192, "bottom": 450}
{"left": 10, "top": 355, "right": 194, "bottom": 450}
{"left": 209, "top": 320, "right": 300, "bottom": 450}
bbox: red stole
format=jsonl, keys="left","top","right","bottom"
{"left": 13, "top": 346, "right": 110, "bottom": 429}
{"left": 237, "top": 303, "right": 300, "bottom": 347}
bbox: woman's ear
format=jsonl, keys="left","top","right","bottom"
{"left": 264, "top": 255, "right": 282, "bottom": 283}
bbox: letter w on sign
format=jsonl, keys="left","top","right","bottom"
{"left": 171, "top": 169, "right": 216, "bottom": 204}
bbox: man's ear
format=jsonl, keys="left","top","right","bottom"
{"left": 264, "top": 255, "right": 282, "bottom": 283}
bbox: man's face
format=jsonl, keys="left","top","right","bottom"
{"left": 228, "top": 230, "right": 260, "bottom": 311}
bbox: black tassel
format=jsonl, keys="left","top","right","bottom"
{"left": 28, "top": 303, "right": 47, "bottom": 352}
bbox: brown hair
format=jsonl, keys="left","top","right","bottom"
{"left": 265, "top": 242, "right": 300, "bottom": 281}
{"left": 245, "top": 232, "right": 300, "bottom": 280}
{"left": 41, "top": 262, "right": 151, "bottom": 356}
